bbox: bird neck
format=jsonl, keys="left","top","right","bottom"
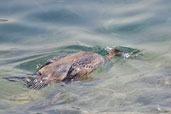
{"left": 104, "top": 49, "right": 121, "bottom": 59}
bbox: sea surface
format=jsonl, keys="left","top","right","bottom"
{"left": 0, "top": 0, "right": 171, "bottom": 113}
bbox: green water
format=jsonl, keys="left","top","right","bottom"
{"left": 0, "top": 0, "right": 171, "bottom": 113}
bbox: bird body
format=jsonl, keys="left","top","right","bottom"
{"left": 4, "top": 49, "right": 121, "bottom": 89}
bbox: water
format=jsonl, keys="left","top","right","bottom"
{"left": 0, "top": 0, "right": 171, "bottom": 113}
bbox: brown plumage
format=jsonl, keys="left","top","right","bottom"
{"left": 33, "top": 52, "right": 105, "bottom": 87}
{"left": 4, "top": 49, "right": 121, "bottom": 89}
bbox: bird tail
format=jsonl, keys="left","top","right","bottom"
{"left": 2, "top": 76, "right": 48, "bottom": 90}
{"left": 2, "top": 76, "right": 27, "bottom": 82}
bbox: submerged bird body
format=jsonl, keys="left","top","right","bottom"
{"left": 4, "top": 49, "right": 121, "bottom": 89}
{"left": 37, "top": 52, "right": 105, "bottom": 83}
